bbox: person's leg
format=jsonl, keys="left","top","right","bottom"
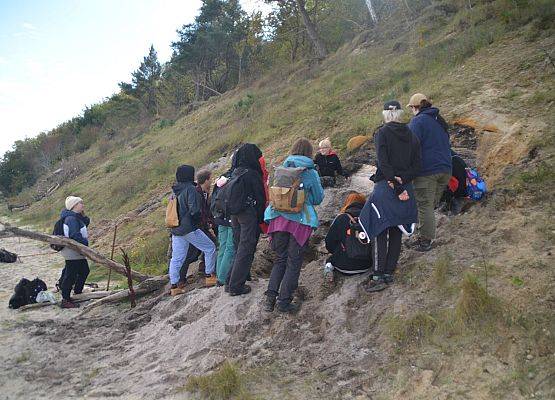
{"left": 185, "top": 229, "right": 217, "bottom": 275}
{"left": 277, "top": 234, "right": 306, "bottom": 305}
{"left": 169, "top": 235, "right": 189, "bottom": 285}
{"left": 180, "top": 245, "right": 201, "bottom": 283}
{"left": 225, "top": 217, "right": 241, "bottom": 287}
{"left": 434, "top": 173, "right": 451, "bottom": 208}
{"left": 217, "top": 226, "right": 236, "bottom": 284}
{"left": 61, "top": 260, "right": 78, "bottom": 300}
{"left": 414, "top": 175, "right": 436, "bottom": 241}
{"left": 73, "top": 259, "right": 90, "bottom": 294}
{"left": 228, "top": 209, "right": 260, "bottom": 293}
{"left": 385, "top": 227, "right": 402, "bottom": 276}
{"left": 366, "top": 231, "right": 388, "bottom": 293}
{"left": 267, "top": 232, "right": 290, "bottom": 298}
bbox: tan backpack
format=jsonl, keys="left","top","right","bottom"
{"left": 269, "top": 166, "right": 306, "bottom": 213}
{"left": 165, "top": 194, "right": 179, "bottom": 228}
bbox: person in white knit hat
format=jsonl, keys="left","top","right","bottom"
{"left": 57, "top": 195, "right": 90, "bottom": 309}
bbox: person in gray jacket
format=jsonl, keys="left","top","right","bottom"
{"left": 168, "top": 165, "right": 216, "bottom": 296}
{"left": 59, "top": 196, "right": 90, "bottom": 308}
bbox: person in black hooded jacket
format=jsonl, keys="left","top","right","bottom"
{"left": 324, "top": 192, "right": 372, "bottom": 286}
{"left": 364, "top": 100, "right": 422, "bottom": 293}
{"left": 225, "top": 143, "right": 266, "bottom": 296}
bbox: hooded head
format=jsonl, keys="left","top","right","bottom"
{"left": 340, "top": 192, "right": 366, "bottom": 214}
{"left": 232, "top": 143, "right": 263, "bottom": 174}
{"left": 176, "top": 165, "right": 195, "bottom": 183}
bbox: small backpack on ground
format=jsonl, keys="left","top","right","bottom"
{"left": 165, "top": 194, "right": 180, "bottom": 228}
{"left": 465, "top": 168, "right": 487, "bottom": 200}
{"left": 8, "top": 278, "right": 47, "bottom": 309}
{"left": 50, "top": 217, "right": 65, "bottom": 252}
{"left": 343, "top": 214, "right": 371, "bottom": 260}
{"left": 0, "top": 248, "right": 18, "bottom": 263}
{"left": 269, "top": 166, "right": 306, "bottom": 213}
{"left": 213, "top": 169, "right": 249, "bottom": 216}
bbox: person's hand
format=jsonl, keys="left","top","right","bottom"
{"left": 388, "top": 181, "right": 395, "bottom": 189}
{"left": 398, "top": 190, "right": 409, "bottom": 201}
{"left": 394, "top": 176, "right": 403, "bottom": 184}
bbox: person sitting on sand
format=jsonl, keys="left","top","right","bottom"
{"left": 314, "top": 138, "right": 345, "bottom": 187}
{"left": 323, "top": 192, "right": 372, "bottom": 287}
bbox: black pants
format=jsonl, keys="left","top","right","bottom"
{"left": 61, "top": 259, "right": 90, "bottom": 300}
{"left": 226, "top": 207, "right": 260, "bottom": 293}
{"left": 267, "top": 231, "right": 306, "bottom": 304}
{"left": 373, "top": 227, "right": 402, "bottom": 276}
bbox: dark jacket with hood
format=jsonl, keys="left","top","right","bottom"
{"left": 314, "top": 152, "right": 343, "bottom": 178}
{"left": 408, "top": 107, "right": 452, "bottom": 176}
{"left": 171, "top": 165, "right": 202, "bottom": 236}
{"left": 60, "top": 209, "right": 90, "bottom": 260}
{"left": 374, "top": 122, "right": 422, "bottom": 194}
{"left": 232, "top": 143, "right": 266, "bottom": 222}
{"left": 325, "top": 202, "right": 372, "bottom": 273}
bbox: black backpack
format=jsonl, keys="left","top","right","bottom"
{"left": 51, "top": 217, "right": 65, "bottom": 252}
{"left": 344, "top": 214, "right": 371, "bottom": 260}
{"left": 8, "top": 278, "right": 47, "bottom": 309}
{"left": 213, "top": 169, "right": 249, "bottom": 217}
{"left": 0, "top": 248, "right": 18, "bottom": 263}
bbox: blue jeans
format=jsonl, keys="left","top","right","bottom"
{"left": 169, "top": 230, "right": 216, "bottom": 284}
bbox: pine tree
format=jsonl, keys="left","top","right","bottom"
{"left": 119, "top": 45, "right": 161, "bottom": 112}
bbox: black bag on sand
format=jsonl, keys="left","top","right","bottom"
{"left": 0, "top": 248, "right": 18, "bottom": 263}
{"left": 8, "top": 278, "right": 48, "bottom": 309}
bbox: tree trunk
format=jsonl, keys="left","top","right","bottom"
{"left": 295, "top": 0, "right": 327, "bottom": 60}
{"left": 0, "top": 223, "right": 151, "bottom": 282}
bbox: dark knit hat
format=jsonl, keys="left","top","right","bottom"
{"left": 176, "top": 165, "right": 195, "bottom": 183}
{"left": 383, "top": 100, "right": 402, "bottom": 110}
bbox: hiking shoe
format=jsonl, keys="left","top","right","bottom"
{"left": 276, "top": 301, "right": 299, "bottom": 314}
{"left": 229, "top": 285, "right": 252, "bottom": 296}
{"left": 205, "top": 275, "right": 217, "bottom": 287}
{"left": 224, "top": 285, "right": 230, "bottom": 293}
{"left": 263, "top": 295, "right": 276, "bottom": 312}
{"left": 60, "top": 299, "right": 80, "bottom": 309}
{"left": 365, "top": 276, "right": 387, "bottom": 293}
{"left": 413, "top": 239, "right": 432, "bottom": 252}
{"left": 170, "top": 287, "right": 186, "bottom": 296}
{"left": 177, "top": 281, "right": 187, "bottom": 290}
{"left": 383, "top": 274, "right": 394, "bottom": 284}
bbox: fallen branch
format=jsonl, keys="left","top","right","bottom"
{"left": 18, "top": 290, "right": 120, "bottom": 311}
{"left": 0, "top": 222, "right": 151, "bottom": 282}
{"left": 76, "top": 275, "right": 169, "bottom": 317}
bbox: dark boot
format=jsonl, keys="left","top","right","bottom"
{"left": 60, "top": 299, "right": 80, "bottom": 309}
{"left": 263, "top": 295, "right": 276, "bottom": 312}
{"left": 383, "top": 274, "right": 394, "bottom": 284}
{"left": 365, "top": 276, "right": 387, "bottom": 293}
{"left": 276, "top": 301, "right": 299, "bottom": 314}
{"left": 229, "top": 284, "right": 252, "bottom": 296}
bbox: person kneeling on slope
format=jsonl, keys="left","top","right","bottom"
{"left": 323, "top": 192, "right": 372, "bottom": 287}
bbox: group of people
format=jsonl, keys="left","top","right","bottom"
{"left": 56, "top": 92, "right": 458, "bottom": 312}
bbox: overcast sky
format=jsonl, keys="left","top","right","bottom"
{"left": 0, "top": 0, "right": 272, "bottom": 157}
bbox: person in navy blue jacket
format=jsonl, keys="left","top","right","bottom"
{"left": 407, "top": 93, "right": 452, "bottom": 252}
{"left": 59, "top": 196, "right": 90, "bottom": 308}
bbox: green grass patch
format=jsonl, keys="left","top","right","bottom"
{"left": 184, "top": 361, "right": 254, "bottom": 400}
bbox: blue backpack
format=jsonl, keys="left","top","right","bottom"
{"left": 465, "top": 168, "right": 487, "bottom": 200}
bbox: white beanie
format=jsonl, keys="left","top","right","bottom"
{"left": 65, "top": 196, "right": 83, "bottom": 211}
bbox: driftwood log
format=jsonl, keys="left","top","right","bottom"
{"left": 77, "top": 275, "right": 169, "bottom": 317}
{"left": 0, "top": 222, "right": 151, "bottom": 282}
{"left": 18, "top": 290, "right": 120, "bottom": 311}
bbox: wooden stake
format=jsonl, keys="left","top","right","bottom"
{"left": 120, "top": 248, "right": 136, "bottom": 308}
{"left": 107, "top": 223, "right": 118, "bottom": 291}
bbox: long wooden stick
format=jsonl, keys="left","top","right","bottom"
{"left": 18, "top": 290, "right": 120, "bottom": 311}
{"left": 107, "top": 223, "right": 118, "bottom": 290}
{"left": 121, "top": 249, "right": 136, "bottom": 308}
{"left": 0, "top": 222, "right": 150, "bottom": 282}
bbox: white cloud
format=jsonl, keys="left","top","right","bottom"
{"left": 22, "top": 22, "right": 37, "bottom": 31}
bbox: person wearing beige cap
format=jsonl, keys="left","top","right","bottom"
{"left": 407, "top": 93, "right": 452, "bottom": 252}
{"left": 57, "top": 196, "right": 90, "bottom": 308}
